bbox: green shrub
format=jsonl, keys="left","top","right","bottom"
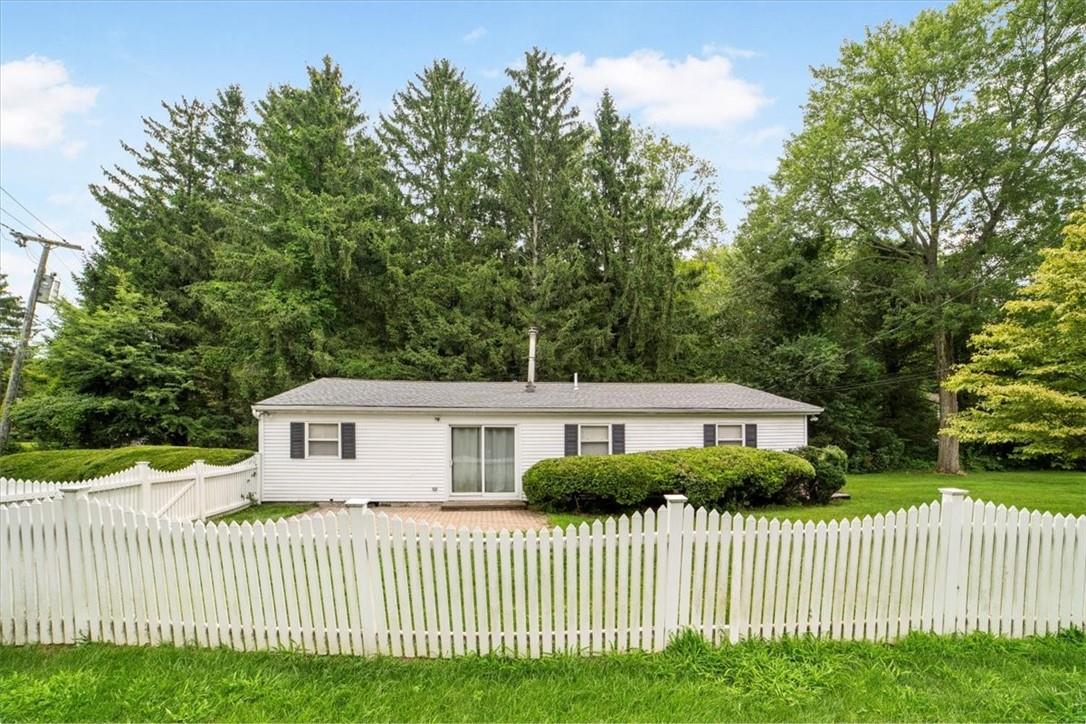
{"left": 789, "top": 445, "right": 848, "bottom": 504}
{"left": 523, "top": 446, "right": 816, "bottom": 512}
{"left": 0, "top": 445, "right": 253, "bottom": 481}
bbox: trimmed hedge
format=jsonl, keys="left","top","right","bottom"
{"left": 0, "top": 446, "right": 253, "bottom": 481}
{"left": 523, "top": 445, "right": 817, "bottom": 511}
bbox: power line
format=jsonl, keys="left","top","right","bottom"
{"left": 783, "top": 244, "right": 1040, "bottom": 387}
{"left": 0, "top": 207, "right": 41, "bottom": 236}
{"left": 807, "top": 371, "right": 932, "bottom": 395}
{"left": 0, "top": 185, "right": 68, "bottom": 243}
{"left": 1, "top": 194, "right": 87, "bottom": 294}
{"left": 0, "top": 228, "right": 83, "bottom": 450}
{"left": 0, "top": 220, "right": 27, "bottom": 237}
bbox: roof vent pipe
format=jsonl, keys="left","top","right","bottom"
{"left": 526, "top": 326, "right": 538, "bottom": 392}
{"left": 573, "top": 372, "right": 578, "bottom": 391}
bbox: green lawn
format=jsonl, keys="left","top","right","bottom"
{"left": 0, "top": 632, "right": 1082, "bottom": 722}
{"left": 213, "top": 502, "right": 315, "bottom": 524}
{"left": 545, "top": 470, "right": 1085, "bottom": 528}
{"left": 0, "top": 446, "right": 254, "bottom": 481}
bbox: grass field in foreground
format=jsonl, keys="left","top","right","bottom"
{"left": 1, "top": 632, "right": 1083, "bottom": 722}
{"left": 546, "top": 470, "right": 1085, "bottom": 528}
{"left": 0, "top": 446, "right": 254, "bottom": 481}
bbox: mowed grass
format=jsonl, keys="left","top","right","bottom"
{"left": 757, "top": 470, "right": 1085, "bottom": 522}
{"left": 546, "top": 470, "right": 1085, "bottom": 528}
{"left": 0, "top": 446, "right": 254, "bottom": 481}
{"left": 214, "top": 502, "right": 315, "bottom": 524}
{"left": 0, "top": 632, "right": 1083, "bottom": 722}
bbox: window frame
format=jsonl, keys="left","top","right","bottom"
{"left": 306, "top": 421, "right": 341, "bottom": 458}
{"left": 716, "top": 423, "right": 745, "bottom": 447}
{"left": 449, "top": 424, "right": 518, "bottom": 496}
{"left": 578, "top": 423, "right": 612, "bottom": 456}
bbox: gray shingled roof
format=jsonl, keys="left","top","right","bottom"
{"left": 254, "top": 378, "right": 822, "bottom": 413}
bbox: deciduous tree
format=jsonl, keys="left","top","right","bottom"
{"left": 946, "top": 210, "right": 1086, "bottom": 462}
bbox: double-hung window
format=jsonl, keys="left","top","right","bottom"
{"left": 716, "top": 424, "right": 744, "bottom": 446}
{"left": 307, "top": 423, "right": 340, "bottom": 457}
{"left": 579, "top": 425, "right": 611, "bottom": 456}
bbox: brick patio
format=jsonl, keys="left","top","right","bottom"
{"left": 293, "top": 504, "right": 550, "bottom": 531}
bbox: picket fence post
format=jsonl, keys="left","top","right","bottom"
{"left": 252, "top": 453, "right": 263, "bottom": 504}
{"left": 193, "top": 460, "right": 206, "bottom": 518}
{"left": 345, "top": 498, "right": 379, "bottom": 653}
{"left": 136, "top": 461, "right": 151, "bottom": 513}
{"left": 937, "top": 487, "right": 969, "bottom": 634}
{"left": 59, "top": 485, "right": 90, "bottom": 641}
{"left": 662, "top": 494, "right": 688, "bottom": 644}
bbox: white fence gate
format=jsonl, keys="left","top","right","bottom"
{"left": 0, "top": 488, "right": 1082, "bottom": 655}
{"left": 0, "top": 457, "right": 259, "bottom": 520}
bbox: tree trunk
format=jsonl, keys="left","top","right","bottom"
{"left": 934, "top": 328, "right": 961, "bottom": 474}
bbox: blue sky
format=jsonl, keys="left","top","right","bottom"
{"left": 0, "top": 0, "right": 945, "bottom": 314}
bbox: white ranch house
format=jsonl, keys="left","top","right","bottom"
{"left": 252, "top": 377, "right": 822, "bottom": 504}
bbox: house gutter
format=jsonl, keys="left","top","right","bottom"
{"left": 250, "top": 404, "right": 824, "bottom": 415}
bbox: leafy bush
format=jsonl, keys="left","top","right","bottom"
{"left": 523, "top": 446, "right": 816, "bottom": 512}
{"left": 788, "top": 445, "right": 848, "bottom": 504}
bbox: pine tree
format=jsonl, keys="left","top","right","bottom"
{"left": 199, "top": 57, "right": 405, "bottom": 401}
{"left": 0, "top": 274, "right": 25, "bottom": 381}
{"left": 11, "top": 270, "right": 199, "bottom": 447}
{"left": 82, "top": 96, "right": 219, "bottom": 317}
{"left": 378, "top": 60, "right": 520, "bottom": 380}
{"left": 490, "top": 49, "right": 587, "bottom": 298}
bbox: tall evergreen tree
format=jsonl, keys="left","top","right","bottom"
{"left": 12, "top": 271, "right": 198, "bottom": 447}
{"left": 0, "top": 274, "right": 25, "bottom": 381}
{"left": 199, "top": 57, "right": 405, "bottom": 403}
{"left": 491, "top": 48, "right": 587, "bottom": 296}
{"left": 379, "top": 60, "right": 520, "bottom": 379}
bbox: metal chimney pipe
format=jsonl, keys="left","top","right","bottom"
{"left": 573, "top": 372, "right": 579, "bottom": 390}
{"left": 526, "top": 326, "right": 538, "bottom": 392}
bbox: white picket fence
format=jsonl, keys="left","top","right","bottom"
{"left": 0, "top": 457, "right": 259, "bottom": 520}
{"left": 0, "top": 488, "right": 1082, "bottom": 655}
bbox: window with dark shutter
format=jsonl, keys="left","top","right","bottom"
{"left": 341, "top": 422, "right": 356, "bottom": 459}
{"left": 290, "top": 422, "right": 305, "bottom": 459}
{"left": 744, "top": 423, "right": 758, "bottom": 448}
{"left": 564, "top": 424, "right": 579, "bottom": 456}
{"left": 611, "top": 424, "right": 625, "bottom": 454}
{"left": 703, "top": 423, "right": 716, "bottom": 447}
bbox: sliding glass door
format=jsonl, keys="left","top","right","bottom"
{"left": 451, "top": 426, "right": 515, "bottom": 495}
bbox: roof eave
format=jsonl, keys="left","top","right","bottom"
{"left": 251, "top": 403, "right": 824, "bottom": 415}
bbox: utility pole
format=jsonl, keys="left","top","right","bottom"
{"left": 0, "top": 230, "right": 82, "bottom": 451}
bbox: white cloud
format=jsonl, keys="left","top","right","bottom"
{"left": 741, "top": 124, "right": 787, "bottom": 145}
{"left": 0, "top": 55, "right": 98, "bottom": 150}
{"left": 61, "top": 140, "right": 88, "bottom": 158}
{"left": 462, "top": 26, "right": 487, "bottom": 44}
{"left": 560, "top": 50, "right": 769, "bottom": 129}
{"left": 700, "top": 43, "right": 761, "bottom": 59}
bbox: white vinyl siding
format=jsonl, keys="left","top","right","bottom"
{"left": 260, "top": 411, "right": 809, "bottom": 502}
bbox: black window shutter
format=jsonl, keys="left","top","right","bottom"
{"left": 703, "top": 423, "right": 716, "bottom": 447}
{"left": 564, "top": 424, "right": 579, "bottom": 456}
{"left": 290, "top": 422, "right": 305, "bottom": 459}
{"left": 341, "top": 422, "right": 356, "bottom": 459}
{"left": 611, "top": 424, "right": 625, "bottom": 454}
{"left": 745, "top": 423, "right": 758, "bottom": 448}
